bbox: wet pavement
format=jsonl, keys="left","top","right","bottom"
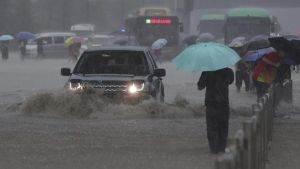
{"left": 0, "top": 52, "right": 298, "bottom": 169}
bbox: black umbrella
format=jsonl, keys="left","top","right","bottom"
{"left": 246, "top": 35, "right": 271, "bottom": 51}
{"left": 269, "top": 37, "right": 300, "bottom": 64}
{"left": 290, "top": 39, "right": 300, "bottom": 64}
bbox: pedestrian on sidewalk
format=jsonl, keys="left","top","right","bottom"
{"left": 197, "top": 67, "right": 234, "bottom": 154}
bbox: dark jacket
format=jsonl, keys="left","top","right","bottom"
{"left": 198, "top": 68, "right": 234, "bottom": 106}
{"left": 1, "top": 45, "right": 9, "bottom": 59}
{"left": 236, "top": 60, "right": 249, "bottom": 73}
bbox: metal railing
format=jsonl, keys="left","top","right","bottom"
{"left": 215, "top": 79, "right": 293, "bottom": 169}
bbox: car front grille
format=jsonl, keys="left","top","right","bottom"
{"left": 83, "top": 80, "right": 128, "bottom": 92}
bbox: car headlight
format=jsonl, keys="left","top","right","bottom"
{"left": 68, "top": 82, "right": 83, "bottom": 91}
{"left": 128, "top": 83, "right": 145, "bottom": 94}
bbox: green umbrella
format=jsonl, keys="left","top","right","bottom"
{"left": 172, "top": 42, "right": 240, "bottom": 72}
{"left": 0, "top": 34, "right": 14, "bottom": 41}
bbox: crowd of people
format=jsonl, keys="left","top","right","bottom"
{"left": 0, "top": 35, "right": 82, "bottom": 61}
{"left": 181, "top": 32, "right": 299, "bottom": 154}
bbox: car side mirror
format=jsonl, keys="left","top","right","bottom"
{"left": 179, "top": 23, "right": 184, "bottom": 32}
{"left": 61, "top": 68, "right": 71, "bottom": 76}
{"left": 154, "top": 68, "right": 166, "bottom": 77}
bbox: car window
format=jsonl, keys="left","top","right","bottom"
{"left": 74, "top": 50, "right": 150, "bottom": 76}
{"left": 27, "top": 39, "right": 37, "bottom": 45}
{"left": 53, "top": 36, "right": 65, "bottom": 44}
{"left": 40, "top": 37, "right": 53, "bottom": 45}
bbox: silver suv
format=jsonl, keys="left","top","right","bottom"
{"left": 61, "top": 46, "right": 165, "bottom": 101}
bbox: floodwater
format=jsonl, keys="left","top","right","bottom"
{"left": 0, "top": 52, "right": 299, "bottom": 169}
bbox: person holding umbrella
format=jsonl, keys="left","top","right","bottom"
{"left": 69, "top": 43, "right": 81, "bottom": 62}
{"left": 64, "top": 36, "right": 83, "bottom": 62}
{"left": 252, "top": 48, "right": 285, "bottom": 99}
{"left": 151, "top": 38, "right": 167, "bottom": 63}
{"left": 0, "top": 35, "right": 14, "bottom": 61}
{"left": 198, "top": 67, "right": 234, "bottom": 154}
{"left": 0, "top": 42, "right": 9, "bottom": 61}
{"left": 228, "top": 37, "right": 250, "bottom": 92}
{"left": 172, "top": 42, "right": 239, "bottom": 154}
{"left": 16, "top": 32, "right": 35, "bottom": 60}
{"left": 37, "top": 38, "right": 45, "bottom": 58}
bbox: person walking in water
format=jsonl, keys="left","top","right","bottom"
{"left": 37, "top": 39, "right": 44, "bottom": 57}
{"left": 229, "top": 39, "right": 250, "bottom": 92}
{"left": 198, "top": 67, "right": 234, "bottom": 154}
{"left": 1, "top": 42, "right": 9, "bottom": 61}
{"left": 19, "top": 39, "right": 27, "bottom": 60}
{"left": 252, "top": 50, "right": 285, "bottom": 99}
{"left": 68, "top": 43, "right": 81, "bottom": 62}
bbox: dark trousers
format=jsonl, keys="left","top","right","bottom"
{"left": 253, "top": 80, "right": 270, "bottom": 99}
{"left": 206, "top": 103, "right": 230, "bottom": 153}
{"left": 235, "top": 71, "right": 250, "bottom": 91}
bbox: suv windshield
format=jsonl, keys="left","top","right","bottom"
{"left": 73, "top": 50, "right": 149, "bottom": 76}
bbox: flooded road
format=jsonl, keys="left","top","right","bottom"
{"left": 0, "top": 52, "right": 264, "bottom": 169}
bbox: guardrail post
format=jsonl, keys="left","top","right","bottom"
{"left": 274, "top": 83, "right": 282, "bottom": 107}
{"left": 283, "top": 79, "right": 293, "bottom": 104}
{"left": 250, "top": 116, "right": 258, "bottom": 169}
{"left": 258, "top": 97, "right": 267, "bottom": 169}
{"left": 234, "top": 130, "right": 245, "bottom": 169}
{"left": 253, "top": 104, "right": 263, "bottom": 169}
{"left": 267, "top": 86, "right": 274, "bottom": 144}
{"left": 243, "top": 120, "right": 254, "bottom": 169}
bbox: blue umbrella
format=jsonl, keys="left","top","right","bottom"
{"left": 16, "top": 32, "right": 35, "bottom": 40}
{"left": 244, "top": 47, "right": 275, "bottom": 62}
{"left": 172, "top": 42, "right": 240, "bottom": 72}
{"left": 0, "top": 35, "right": 14, "bottom": 41}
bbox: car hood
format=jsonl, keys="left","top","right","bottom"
{"left": 69, "top": 74, "right": 147, "bottom": 82}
